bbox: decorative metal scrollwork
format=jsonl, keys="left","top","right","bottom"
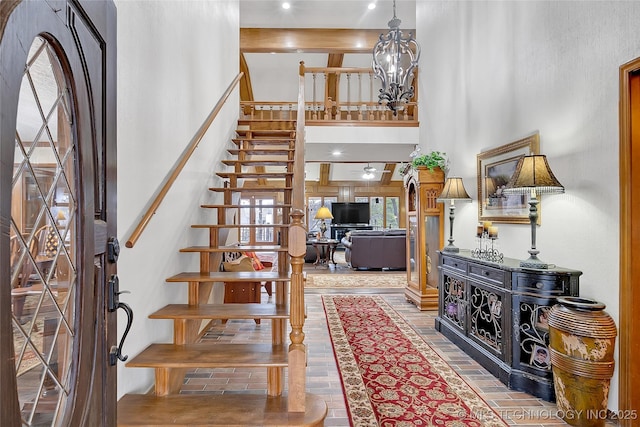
{"left": 471, "top": 234, "right": 504, "bottom": 263}
{"left": 470, "top": 286, "right": 502, "bottom": 351}
{"left": 518, "top": 302, "right": 551, "bottom": 370}
{"left": 443, "top": 275, "right": 465, "bottom": 328}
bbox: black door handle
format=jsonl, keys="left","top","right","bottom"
{"left": 108, "top": 275, "right": 133, "bottom": 365}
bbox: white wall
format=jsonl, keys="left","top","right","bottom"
{"left": 115, "top": 0, "right": 239, "bottom": 397}
{"left": 417, "top": 0, "right": 640, "bottom": 410}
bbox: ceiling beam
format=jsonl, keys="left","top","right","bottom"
{"left": 254, "top": 166, "right": 267, "bottom": 186}
{"left": 380, "top": 164, "right": 396, "bottom": 186}
{"left": 319, "top": 163, "right": 331, "bottom": 186}
{"left": 241, "top": 28, "right": 409, "bottom": 53}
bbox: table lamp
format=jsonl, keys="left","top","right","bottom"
{"left": 503, "top": 155, "right": 564, "bottom": 268}
{"left": 314, "top": 206, "right": 333, "bottom": 239}
{"left": 437, "top": 177, "right": 472, "bottom": 253}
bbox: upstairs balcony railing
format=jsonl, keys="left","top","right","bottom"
{"left": 240, "top": 62, "right": 418, "bottom": 125}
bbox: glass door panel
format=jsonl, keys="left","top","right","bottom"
{"left": 255, "top": 198, "right": 274, "bottom": 243}
{"left": 240, "top": 197, "right": 276, "bottom": 244}
{"left": 11, "top": 36, "right": 78, "bottom": 426}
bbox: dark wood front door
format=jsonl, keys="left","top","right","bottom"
{"left": 0, "top": 1, "right": 117, "bottom": 425}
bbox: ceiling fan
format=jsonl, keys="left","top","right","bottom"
{"left": 360, "top": 163, "right": 391, "bottom": 180}
{"left": 363, "top": 164, "right": 391, "bottom": 174}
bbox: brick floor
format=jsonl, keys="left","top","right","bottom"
{"left": 184, "top": 282, "right": 617, "bottom": 427}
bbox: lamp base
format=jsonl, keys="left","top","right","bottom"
{"left": 319, "top": 220, "right": 327, "bottom": 239}
{"left": 442, "top": 245, "right": 460, "bottom": 253}
{"left": 520, "top": 255, "right": 555, "bottom": 269}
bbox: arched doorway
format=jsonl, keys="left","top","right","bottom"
{"left": 0, "top": 1, "right": 117, "bottom": 425}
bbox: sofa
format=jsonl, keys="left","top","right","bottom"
{"left": 341, "top": 229, "right": 406, "bottom": 270}
{"left": 305, "top": 232, "right": 321, "bottom": 263}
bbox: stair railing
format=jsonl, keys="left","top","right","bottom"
{"left": 239, "top": 66, "right": 418, "bottom": 124}
{"left": 286, "top": 61, "right": 308, "bottom": 412}
{"left": 125, "top": 72, "right": 243, "bottom": 248}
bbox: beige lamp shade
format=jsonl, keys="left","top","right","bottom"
{"left": 503, "top": 154, "right": 564, "bottom": 269}
{"left": 314, "top": 206, "right": 334, "bottom": 220}
{"left": 437, "top": 177, "right": 471, "bottom": 253}
{"left": 504, "top": 155, "right": 564, "bottom": 195}
{"left": 438, "top": 177, "right": 472, "bottom": 201}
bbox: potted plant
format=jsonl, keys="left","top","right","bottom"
{"left": 411, "top": 150, "right": 449, "bottom": 173}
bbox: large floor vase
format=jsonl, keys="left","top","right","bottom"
{"left": 548, "top": 297, "right": 617, "bottom": 427}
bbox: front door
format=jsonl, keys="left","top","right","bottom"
{"left": 0, "top": 1, "right": 117, "bottom": 425}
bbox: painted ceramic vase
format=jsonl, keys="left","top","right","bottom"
{"left": 548, "top": 297, "right": 617, "bottom": 427}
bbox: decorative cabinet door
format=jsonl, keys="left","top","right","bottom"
{"left": 467, "top": 279, "right": 510, "bottom": 360}
{"left": 404, "top": 167, "right": 444, "bottom": 310}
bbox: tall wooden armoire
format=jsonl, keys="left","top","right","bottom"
{"left": 404, "top": 167, "right": 445, "bottom": 310}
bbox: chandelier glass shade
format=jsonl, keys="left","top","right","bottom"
{"left": 373, "top": 0, "right": 421, "bottom": 114}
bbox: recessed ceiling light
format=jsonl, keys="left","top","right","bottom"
{"left": 368, "top": 3, "right": 376, "bottom": 10}
{"left": 332, "top": 150, "right": 342, "bottom": 156}
{"left": 282, "top": 2, "right": 291, "bottom": 9}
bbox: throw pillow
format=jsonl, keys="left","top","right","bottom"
{"left": 243, "top": 251, "right": 265, "bottom": 270}
{"left": 222, "top": 256, "right": 255, "bottom": 272}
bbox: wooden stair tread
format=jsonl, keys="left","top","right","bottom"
{"left": 191, "top": 223, "right": 289, "bottom": 229}
{"left": 231, "top": 138, "right": 294, "bottom": 145}
{"left": 179, "top": 245, "right": 287, "bottom": 253}
{"left": 216, "top": 172, "right": 293, "bottom": 179}
{"left": 227, "top": 148, "right": 294, "bottom": 155}
{"left": 117, "top": 393, "right": 327, "bottom": 427}
{"left": 221, "top": 159, "right": 293, "bottom": 166}
{"left": 150, "top": 303, "right": 290, "bottom": 320}
{"left": 126, "top": 343, "right": 288, "bottom": 368}
{"left": 235, "top": 129, "right": 295, "bottom": 135}
{"left": 209, "top": 186, "right": 293, "bottom": 192}
{"left": 201, "top": 204, "right": 292, "bottom": 209}
{"left": 166, "top": 271, "right": 291, "bottom": 282}
{"left": 238, "top": 119, "right": 296, "bottom": 124}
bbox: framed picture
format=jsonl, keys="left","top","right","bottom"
{"left": 530, "top": 344, "right": 551, "bottom": 370}
{"left": 477, "top": 133, "right": 540, "bottom": 223}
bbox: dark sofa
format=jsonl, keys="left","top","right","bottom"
{"left": 341, "top": 229, "right": 406, "bottom": 270}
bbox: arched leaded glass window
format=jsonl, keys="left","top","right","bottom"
{"left": 11, "top": 35, "right": 77, "bottom": 426}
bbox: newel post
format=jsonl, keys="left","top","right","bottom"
{"left": 288, "top": 208, "right": 307, "bottom": 411}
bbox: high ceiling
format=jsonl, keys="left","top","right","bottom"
{"left": 239, "top": 1, "right": 416, "bottom": 30}
{"left": 239, "top": 0, "right": 418, "bottom": 182}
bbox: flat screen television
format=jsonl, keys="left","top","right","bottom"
{"left": 331, "top": 202, "right": 370, "bottom": 225}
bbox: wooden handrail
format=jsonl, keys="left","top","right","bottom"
{"left": 292, "top": 64, "right": 306, "bottom": 211}
{"left": 125, "top": 72, "right": 243, "bottom": 248}
{"left": 302, "top": 66, "right": 373, "bottom": 74}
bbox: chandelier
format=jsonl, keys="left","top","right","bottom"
{"left": 372, "top": 0, "right": 421, "bottom": 115}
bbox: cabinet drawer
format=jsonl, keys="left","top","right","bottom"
{"left": 515, "top": 273, "right": 569, "bottom": 294}
{"left": 442, "top": 256, "right": 467, "bottom": 273}
{"left": 468, "top": 263, "right": 506, "bottom": 287}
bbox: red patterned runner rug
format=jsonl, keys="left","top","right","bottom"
{"left": 323, "top": 295, "right": 508, "bottom": 427}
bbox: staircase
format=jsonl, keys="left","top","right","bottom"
{"left": 117, "top": 119, "right": 327, "bottom": 426}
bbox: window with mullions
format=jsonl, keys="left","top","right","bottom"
{"left": 239, "top": 197, "right": 275, "bottom": 244}
{"left": 368, "top": 196, "right": 400, "bottom": 229}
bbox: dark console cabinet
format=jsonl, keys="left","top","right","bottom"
{"left": 435, "top": 250, "right": 581, "bottom": 401}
